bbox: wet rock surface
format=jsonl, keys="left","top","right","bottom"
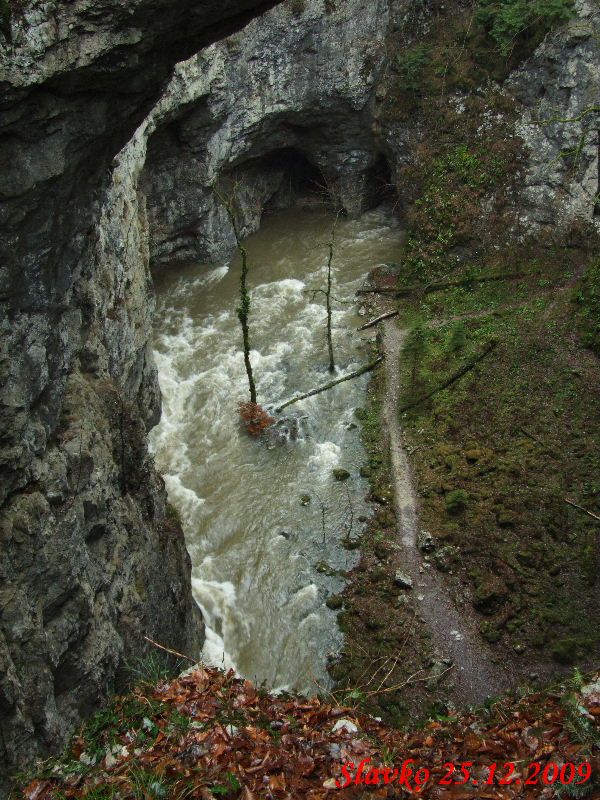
{"left": 140, "top": 0, "right": 391, "bottom": 269}
{"left": 0, "top": 0, "right": 284, "bottom": 786}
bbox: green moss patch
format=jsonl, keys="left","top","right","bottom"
{"left": 398, "top": 255, "right": 600, "bottom": 673}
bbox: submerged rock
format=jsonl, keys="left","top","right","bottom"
{"left": 333, "top": 468, "right": 351, "bottom": 481}
{"left": 264, "top": 415, "right": 307, "bottom": 448}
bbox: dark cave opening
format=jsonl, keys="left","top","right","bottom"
{"left": 364, "top": 152, "right": 395, "bottom": 210}
{"left": 260, "top": 147, "right": 327, "bottom": 210}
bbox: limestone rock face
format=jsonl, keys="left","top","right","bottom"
{"left": 138, "top": 0, "right": 391, "bottom": 268}
{"left": 509, "top": 0, "right": 600, "bottom": 231}
{"left": 0, "top": 0, "right": 283, "bottom": 787}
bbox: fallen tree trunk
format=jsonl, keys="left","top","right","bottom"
{"left": 399, "top": 340, "right": 497, "bottom": 413}
{"left": 356, "top": 287, "right": 400, "bottom": 296}
{"left": 357, "top": 271, "right": 538, "bottom": 298}
{"left": 275, "top": 356, "right": 384, "bottom": 413}
{"left": 358, "top": 310, "right": 398, "bottom": 331}
{"left": 564, "top": 498, "right": 600, "bottom": 523}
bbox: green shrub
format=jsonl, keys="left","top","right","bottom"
{"left": 574, "top": 259, "right": 600, "bottom": 355}
{"left": 445, "top": 489, "right": 469, "bottom": 514}
{"left": 395, "top": 45, "right": 431, "bottom": 95}
{"left": 475, "top": 0, "right": 575, "bottom": 56}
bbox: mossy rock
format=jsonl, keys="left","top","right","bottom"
{"left": 433, "top": 545, "right": 460, "bottom": 572}
{"left": 326, "top": 595, "right": 344, "bottom": 610}
{"left": 333, "top": 469, "right": 351, "bottom": 482}
{"left": 315, "top": 561, "right": 337, "bottom": 576}
{"left": 473, "top": 576, "right": 508, "bottom": 615}
{"left": 551, "top": 637, "right": 578, "bottom": 666}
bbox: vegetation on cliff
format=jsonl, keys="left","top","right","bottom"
{"left": 386, "top": 0, "right": 599, "bottom": 670}
{"left": 331, "top": 0, "right": 599, "bottom": 724}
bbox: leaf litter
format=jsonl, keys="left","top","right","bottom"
{"left": 18, "top": 667, "right": 599, "bottom": 799}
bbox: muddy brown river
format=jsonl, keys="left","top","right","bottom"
{"left": 149, "top": 206, "right": 404, "bottom": 693}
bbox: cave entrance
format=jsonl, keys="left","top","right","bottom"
{"left": 261, "top": 147, "right": 326, "bottom": 211}
{"left": 363, "top": 153, "right": 395, "bottom": 211}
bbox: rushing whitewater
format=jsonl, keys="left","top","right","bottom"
{"left": 149, "top": 207, "right": 404, "bottom": 693}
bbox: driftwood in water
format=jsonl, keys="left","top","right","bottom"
{"left": 275, "top": 356, "right": 384, "bottom": 413}
{"left": 358, "top": 311, "right": 399, "bottom": 331}
{"left": 564, "top": 498, "right": 600, "bottom": 523}
{"left": 357, "top": 271, "right": 537, "bottom": 299}
{"left": 399, "top": 340, "right": 497, "bottom": 413}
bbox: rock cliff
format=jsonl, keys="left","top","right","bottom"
{"left": 0, "top": 0, "right": 283, "bottom": 788}
{"left": 1, "top": 0, "right": 598, "bottom": 790}
{"left": 509, "top": 0, "right": 600, "bottom": 230}
{"left": 139, "top": 0, "right": 391, "bottom": 268}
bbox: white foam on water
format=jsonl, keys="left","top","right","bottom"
{"left": 191, "top": 577, "right": 243, "bottom": 673}
{"left": 163, "top": 474, "right": 205, "bottom": 523}
{"left": 151, "top": 207, "right": 404, "bottom": 693}
{"left": 306, "top": 441, "right": 342, "bottom": 475}
{"left": 169, "top": 265, "right": 229, "bottom": 299}
{"left": 201, "top": 625, "right": 238, "bottom": 673}
{"left": 287, "top": 583, "right": 319, "bottom": 611}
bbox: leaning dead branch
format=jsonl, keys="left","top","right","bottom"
{"left": 357, "top": 310, "right": 398, "bottom": 330}
{"left": 399, "top": 340, "right": 497, "bottom": 413}
{"left": 564, "top": 498, "right": 600, "bottom": 523}
{"left": 143, "top": 636, "right": 196, "bottom": 664}
{"left": 356, "top": 270, "right": 539, "bottom": 298}
{"left": 274, "top": 356, "right": 384, "bottom": 413}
